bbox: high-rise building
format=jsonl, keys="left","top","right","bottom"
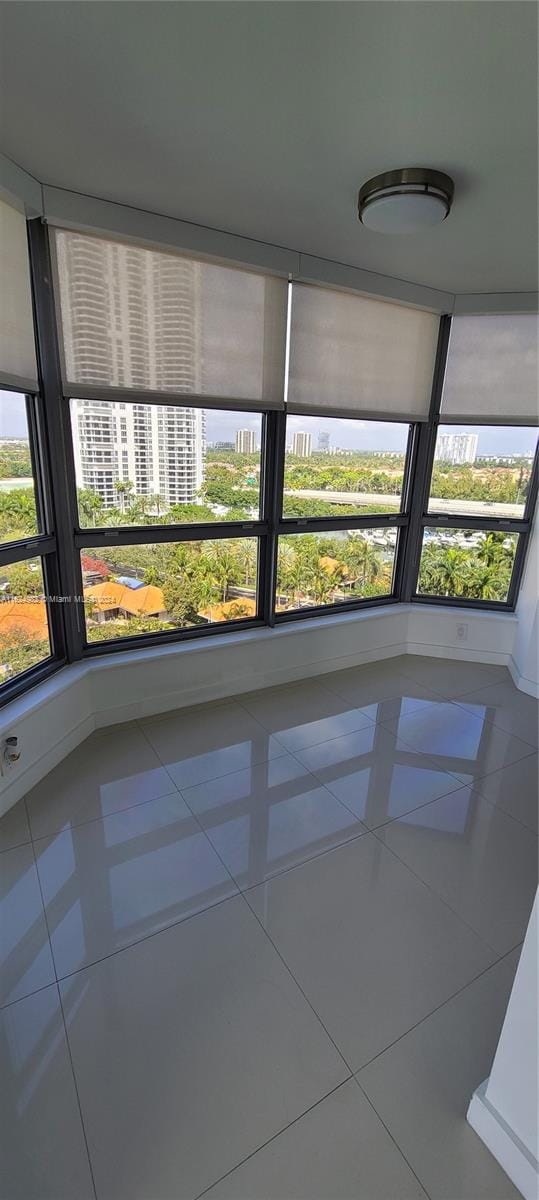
{"left": 318, "top": 430, "right": 330, "bottom": 453}
{"left": 291, "top": 430, "right": 312, "bottom": 458}
{"left": 235, "top": 428, "right": 257, "bottom": 454}
{"left": 435, "top": 432, "right": 478, "bottom": 466}
{"left": 71, "top": 400, "right": 205, "bottom": 509}
{"left": 59, "top": 234, "right": 206, "bottom": 507}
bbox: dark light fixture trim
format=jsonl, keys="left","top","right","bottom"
{"left": 358, "top": 167, "right": 455, "bottom": 228}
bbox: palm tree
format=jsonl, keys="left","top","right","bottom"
{"left": 77, "top": 488, "right": 104, "bottom": 528}
{"left": 237, "top": 540, "right": 257, "bottom": 587}
{"left": 114, "top": 479, "right": 134, "bottom": 513}
{"left": 345, "top": 537, "right": 382, "bottom": 586}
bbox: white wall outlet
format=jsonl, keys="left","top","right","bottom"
{"left": 456, "top": 623, "right": 469, "bottom": 642}
{"left": 3, "top": 736, "right": 21, "bottom": 769}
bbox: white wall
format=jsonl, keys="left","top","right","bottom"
{"left": 468, "top": 894, "right": 538, "bottom": 1200}
{"left": 512, "top": 514, "right": 539, "bottom": 696}
{"left": 0, "top": 602, "right": 519, "bottom": 819}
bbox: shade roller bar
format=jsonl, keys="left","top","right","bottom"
{"left": 52, "top": 229, "right": 288, "bottom": 409}
{"left": 441, "top": 314, "right": 539, "bottom": 424}
{"left": 287, "top": 283, "right": 439, "bottom": 420}
{"left": 0, "top": 197, "right": 38, "bottom": 390}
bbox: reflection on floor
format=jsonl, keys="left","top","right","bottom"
{"left": 1, "top": 654, "right": 537, "bottom": 1198}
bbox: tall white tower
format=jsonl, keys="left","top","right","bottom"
{"left": 60, "top": 234, "right": 206, "bottom": 508}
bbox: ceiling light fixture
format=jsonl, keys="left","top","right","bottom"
{"left": 358, "top": 167, "right": 454, "bottom": 234}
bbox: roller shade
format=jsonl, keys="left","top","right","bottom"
{"left": 53, "top": 229, "right": 288, "bottom": 409}
{"left": 287, "top": 283, "right": 439, "bottom": 420}
{"left": 0, "top": 197, "right": 38, "bottom": 391}
{"left": 441, "top": 314, "right": 539, "bottom": 424}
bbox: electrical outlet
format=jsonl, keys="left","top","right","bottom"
{"left": 456, "top": 623, "right": 468, "bottom": 642}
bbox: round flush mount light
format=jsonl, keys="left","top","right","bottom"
{"left": 358, "top": 167, "right": 454, "bottom": 234}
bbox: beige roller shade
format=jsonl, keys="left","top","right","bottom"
{"left": 53, "top": 229, "right": 288, "bottom": 408}
{"left": 287, "top": 283, "right": 439, "bottom": 420}
{"left": 441, "top": 314, "right": 539, "bottom": 424}
{"left": 0, "top": 197, "right": 38, "bottom": 391}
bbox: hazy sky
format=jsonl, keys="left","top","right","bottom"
{"left": 1, "top": 390, "right": 536, "bottom": 456}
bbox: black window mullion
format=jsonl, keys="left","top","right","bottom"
{"left": 0, "top": 535, "right": 56, "bottom": 568}
{"left": 260, "top": 409, "right": 286, "bottom": 626}
{"left": 27, "top": 218, "right": 83, "bottom": 662}
{"left": 74, "top": 521, "right": 268, "bottom": 551}
{"left": 402, "top": 314, "right": 452, "bottom": 601}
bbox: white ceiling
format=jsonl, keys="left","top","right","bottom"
{"left": 0, "top": 1, "right": 537, "bottom": 294}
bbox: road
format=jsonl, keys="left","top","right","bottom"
{"left": 284, "top": 489, "right": 523, "bottom": 520}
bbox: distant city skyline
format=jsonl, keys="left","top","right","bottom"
{"left": 0, "top": 390, "right": 536, "bottom": 458}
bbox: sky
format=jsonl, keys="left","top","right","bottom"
{"left": 1, "top": 390, "right": 536, "bottom": 457}
{"left": 204, "top": 410, "right": 537, "bottom": 456}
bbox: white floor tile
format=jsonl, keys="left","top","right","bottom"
{"left": 141, "top": 699, "right": 284, "bottom": 789}
{"left": 182, "top": 754, "right": 365, "bottom": 888}
{"left": 0, "top": 799, "right": 30, "bottom": 853}
{"left": 25, "top": 725, "right": 174, "bottom": 838}
{"left": 384, "top": 701, "right": 535, "bottom": 782}
{"left": 0, "top": 984, "right": 94, "bottom": 1199}
{"left": 204, "top": 1077, "right": 426, "bottom": 1199}
{"left": 294, "top": 725, "right": 462, "bottom": 828}
{"left": 319, "top": 661, "right": 437, "bottom": 708}
{"left": 34, "top": 791, "right": 237, "bottom": 976}
{"left": 238, "top": 678, "right": 374, "bottom": 751}
{"left": 359, "top": 952, "right": 522, "bottom": 1200}
{"left": 247, "top": 835, "right": 494, "bottom": 1070}
{"left": 1, "top": 843, "right": 55, "bottom": 1008}
{"left": 473, "top": 753, "right": 538, "bottom": 834}
{"left": 378, "top": 789, "right": 538, "bottom": 953}
{"left": 60, "top": 895, "right": 347, "bottom": 1200}
{"left": 398, "top": 656, "right": 510, "bottom": 699}
{"left": 454, "top": 680, "right": 539, "bottom": 748}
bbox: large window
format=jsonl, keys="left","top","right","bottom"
{"left": 81, "top": 538, "right": 259, "bottom": 644}
{"left": 0, "top": 210, "right": 537, "bottom": 705}
{"left": 412, "top": 313, "right": 538, "bottom": 607}
{"left": 417, "top": 529, "right": 519, "bottom": 603}
{"left": 282, "top": 416, "right": 410, "bottom": 517}
{"left": 429, "top": 424, "right": 537, "bottom": 520}
{"left": 277, "top": 529, "right": 397, "bottom": 613}
{"left": 0, "top": 201, "right": 63, "bottom": 700}
{"left": 0, "top": 390, "right": 39, "bottom": 541}
{"left": 71, "top": 402, "right": 263, "bottom": 527}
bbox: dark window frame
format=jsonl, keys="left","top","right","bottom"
{"left": 0, "top": 219, "right": 535, "bottom": 707}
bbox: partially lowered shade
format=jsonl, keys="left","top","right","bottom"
{"left": 287, "top": 283, "right": 439, "bottom": 420}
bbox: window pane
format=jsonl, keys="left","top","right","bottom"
{"left": 0, "top": 557, "right": 51, "bottom": 680}
{"left": 283, "top": 417, "right": 409, "bottom": 517}
{"left": 71, "top": 402, "right": 262, "bottom": 527}
{"left": 81, "top": 538, "right": 258, "bottom": 643}
{"left": 277, "top": 529, "right": 397, "bottom": 612}
{"left": 417, "top": 529, "right": 518, "bottom": 602}
{"left": 0, "top": 390, "right": 39, "bottom": 542}
{"left": 429, "top": 425, "right": 537, "bottom": 519}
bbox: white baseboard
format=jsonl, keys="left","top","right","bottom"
{"left": 0, "top": 603, "right": 529, "bottom": 819}
{"left": 508, "top": 656, "right": 539, "bottom": 699}
{"left": 468, "top": 1080, "right": 538, "bottom": 1200}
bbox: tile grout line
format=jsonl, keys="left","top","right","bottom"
{"left": 26, "top": 832, "right": 99, "bottom": 1199}
{"left": 192, "top": 1077, "right": 354, "bottom": 1200}
{"left": 241, "top": 889, "right": 354, "bottom": 1077}
{"left": 355, "top": 941, "right": 524, "bottom": 1076}
{"left": 56, "top": 980, "right": 99, "bottom": 1200}
{"left": 170, "top": 757, "right": 356, "bottom": 1079}
{"left": 353, "top": 1075, "right": 432, "bottom": 1200}
{"left": 369, "top": 826, "right": 505, "bottom": 959}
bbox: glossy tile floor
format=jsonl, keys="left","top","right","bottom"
{"left": 2, "top": 655, "right": 537, "bottom": 1199}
